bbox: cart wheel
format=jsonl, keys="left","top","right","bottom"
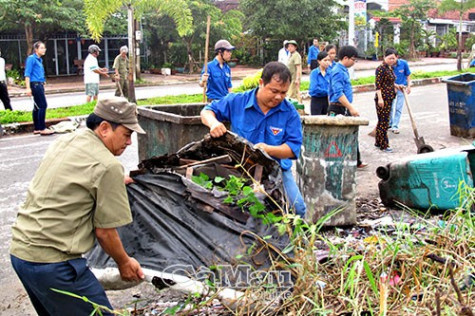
{"left": 417, "top": 145, "right": 434, "bottom": 154}
{"left": 376, "top": 166, "right": 390, "bottom": 180}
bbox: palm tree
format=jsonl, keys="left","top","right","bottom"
{"left": 84, "top": 0, "right": 193, "bottom": 101}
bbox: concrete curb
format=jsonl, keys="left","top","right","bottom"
{"left": 7, "top": 74, "right": 250, "bottom": 98}
{"left": 7, "top": 60, "right": 459, "bottom": 98}
{"left": 0, "top": 76, "right": 446, "bottom": 137}
{"left": 350, "top": 77, "right": 443, "bottom": 94}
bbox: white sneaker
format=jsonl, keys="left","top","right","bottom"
{"left": 392, "top": 129, "right": 400, "bottom": 134}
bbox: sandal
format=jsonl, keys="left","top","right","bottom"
{"left": 40, "top": 129, "right": 55, "bottom": 136}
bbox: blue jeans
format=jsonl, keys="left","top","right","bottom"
{"left": 31, "top": 82, "right": 48, "bottom": 131}
{"left": 282, "top": 168, "right": 306, "bottom": 217}
{"left": 11, "top": 255, "right": 113, "bottom": 316}
{"left": 390, "top": 90, "right": 404, "bottom": 129}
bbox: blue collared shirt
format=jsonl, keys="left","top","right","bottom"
{"left": 392, "top": 59, "right": 411, "bottom": 85}
{"left": 309, "top": 67, "right": 330, "bottom": 98}
{"left": 24, "top": 54, "right": 45, "bottom": 82}
{"left": 204, "top": 89, "right": 302, "bottom": 171}
{"left": 329, "top": 62, "right": 352, "bottom": 103}
{"left": 307, "top": 46, "right": 320, "bottom": 65}
{"left": 201, "top": 58, "right": 232, "bottom": 100}
{"left": 327, "top": 60, "right": 337, "bottom": 72}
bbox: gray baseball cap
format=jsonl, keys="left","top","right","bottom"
{"left": 214, "top": 40, "right": 235, "bottom": 51}
{"left": 94, "top": 97, "right": 145, "bottom": 134}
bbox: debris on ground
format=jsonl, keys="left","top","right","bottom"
{"left": 86, "top": 135, "right": 474, "bottom": 315}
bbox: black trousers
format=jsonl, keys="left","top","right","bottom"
{"left": 310, "top": 96, "right": 329, "bottom": 115}
{"left": 328, "top": 102, "right": 363, "bottom": 166}
{"left": 0, "top": 81, "right": 12, "bottom": 110}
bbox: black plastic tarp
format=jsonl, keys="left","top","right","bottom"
{"left": 87, "top": 133, "right": 291, "bottom": 283}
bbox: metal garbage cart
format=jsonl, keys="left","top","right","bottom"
{"left": 137, "top": 103, "right": 207, "bottom": 161}
{"left": 296, "top": 115, "right": 369, "bottom": 226}
{"left": 442, "top": 73, "right": 475, "bottom": 137}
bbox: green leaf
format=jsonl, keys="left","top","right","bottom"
{"left": 247, "top": 243, "right": 256, "bottom": 255}
{"left": 249, "top": 202, "right": 265, "bottom": 214}
{"left": 223, "top": 196, "right": 234, "bottom": 204}
{"left": 363, "top": 261, "right": 379, "bottom": 296}
{"left": 214, "top": 176, "right": 225, "bottom": 183}
{"left": 277, "top": 223, "right": 287, "bottom": 235}
{"left": 282, "top": 244, "right": 294, "bottom": 254}
{"left": 242, "top": 186, "right": 254, "bottom": 196}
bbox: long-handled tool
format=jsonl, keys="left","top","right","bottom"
{"left": 402, "top": 88, "right": 434, "bottom": 154}
{"left": 202, "top": 15, "right": 211, "bottom": 103}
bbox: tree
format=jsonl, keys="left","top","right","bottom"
{"left": 438, "top": 0, "right": 475, "bottom": 70}
{"left": 240, "top": 0, "right": 344, "bottom": 48}
{"left": 84, "top": 0, "right": 193, "bottom": 101}
{"left": 396, "top": 0, "right": 435, "bottom": 60}
{"left": 179, "top": 0, "right": 244, "bottom": 73}
{"left": 0, "top": 0, "right": 85, "bottom": 56}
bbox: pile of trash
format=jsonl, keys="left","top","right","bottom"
{"left": 87, "top": 133, "right": 295, "bottom": 310}
{"left": 86, "top": 133, "right": 474, "bottom": 315}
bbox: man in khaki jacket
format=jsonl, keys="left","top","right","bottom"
{"left": 286, "top": 40, "right": 302, "bottom": 100}
{"left": 10, "top": 96, "right": 145, "bottom": 315}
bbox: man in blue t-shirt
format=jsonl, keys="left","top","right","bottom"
{"left": 200, "top": 62, "right": 306, "bottom": 217}
{"left": 199, "top": 40, "right": 234, "bottom": 102}
{"left": 25, "top": 41, "right": 54, "bottom": 136}
{"left": 307, "top": 38, "right": 320, "bottom": 72}
{"left": 390, "top": 55, "right": 412, "bottom": 134}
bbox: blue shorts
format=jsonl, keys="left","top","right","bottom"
{"left": 11, "top": 255, "right": 114, "bottom": 316}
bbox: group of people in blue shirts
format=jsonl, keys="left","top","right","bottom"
{"left": 308, "top": 43, "right": 412, "bottom": 154}
{"left": 199, "top": 39, "right": 400, "bottom": 216}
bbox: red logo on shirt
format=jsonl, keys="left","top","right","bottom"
{"left": 270, "top": 127, "right": 282, "bottom": 136}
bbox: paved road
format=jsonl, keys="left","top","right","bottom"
{"left": 9, "top": 62, "right": 460, "bottom": 111}
{"left": 0, "top": 83, "right": 467, "bottom": 314}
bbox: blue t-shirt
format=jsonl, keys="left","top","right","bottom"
{"left": 329, "top": 62, "right": 352, "bottom": 103}
{"left": 201, "top": 58, "right": 232, "bottom": 100}
{"left": 309, "top": 67, "right": 329, "bottom": 98}
{"left": 471, "top": 59, "right": 475, "bottom": 67}
{"left": 204, "top": 89, "right": 302, "bottom": 171}
{"left": 307, "top": 45, "right": 320, "bottom": 65}
{"left": 24, "top": 54, "right": 45, "bottom": 82}
{"left": 392, "top": 59, "right": 411, "bottom": 85}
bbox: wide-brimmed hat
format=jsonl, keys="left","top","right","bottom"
{"left": 94, "top": 97, "right": 146, "bottom": 134}
{"left": 285, "top": 40, "right": 298, "bottom": 48}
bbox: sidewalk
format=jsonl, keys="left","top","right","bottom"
{"left": 6, "top": 57, "right": 464, "bottom": 98}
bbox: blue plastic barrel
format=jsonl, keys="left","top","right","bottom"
{"left": 377, "top": 147, "right": 475, "bottom": 210}
{"left": 442, "top": 73, "right": 475, "bottom": 137}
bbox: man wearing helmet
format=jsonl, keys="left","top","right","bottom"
{"left": 199, "top": 39, "right": 235, "bottom": 102}
{"left": 84, "top": 44, "right": 109, "bottom": 103}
